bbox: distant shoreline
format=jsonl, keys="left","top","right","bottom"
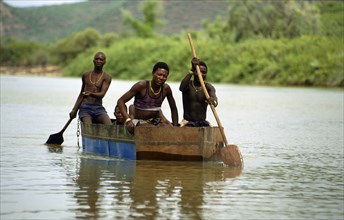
{"left": 0, "top": 65, "right": 62, "bottom": 76}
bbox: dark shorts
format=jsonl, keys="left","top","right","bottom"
{"left": 186, "top": 120, "right": 210, "bottom": 127}
{"left": 78, "top": 103, "right": 108, "bottom": 120}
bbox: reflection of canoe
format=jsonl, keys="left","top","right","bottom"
{"left": 81, "top": 122, "right": 224, "bottom": 162}
{"left": 78, "top": 156, "right": 136, "bottom": 181}
{"left": 73, "top": 157, "right": 136, "bottom": 217}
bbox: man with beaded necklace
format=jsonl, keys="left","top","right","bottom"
{"left": 117, "top": 61, "right": 179, "bottom": 134}
{"left": 179, "top": 57, "right": 218, "bottom": 127}
{"left": 69, "top": 51, "right": 112, "bottom": 125}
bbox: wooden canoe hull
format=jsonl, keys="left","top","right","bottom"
{"left": 81, "top": 122, "right": 224, "bottom": 162}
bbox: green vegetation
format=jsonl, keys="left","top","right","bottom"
{"left": 122, "top": 0, "right": 164, "bottom": 38}
{"left": 0, "top": 37, "right": 49, "bottom": 66}
{"left": 1, "top": 0, "right": 343, "bottom": 87}
{"left": 63, "top": 35, "right": 343, "bottom": 87}
{"left": 1, "top": 0, "right": 227, "bottom": 43}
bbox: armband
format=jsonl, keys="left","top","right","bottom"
{"left": 125, "top": 118, "right": 132, "bottom": 125}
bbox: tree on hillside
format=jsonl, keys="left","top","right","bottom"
{"left": 121, "top": 0, "right": 163, "bottom": 38}
{"left": 51, "top": 28, "right": 100, "bottom": 64}
{"left": 206, "top": 0, "right": 320, "bottom": 42}
{"left": 0, "top": 37, "right": 49, "bottom": 66}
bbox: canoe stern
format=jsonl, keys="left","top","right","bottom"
{"left": 81, "top": 123, "right": 136, "bottom": 160}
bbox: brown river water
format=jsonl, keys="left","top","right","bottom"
{"left": 1, "top": 75, "right": 343, "bottom": 219}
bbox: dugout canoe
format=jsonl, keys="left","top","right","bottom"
{"left": 81, "top": 122, "right": 225, "bottom": 162}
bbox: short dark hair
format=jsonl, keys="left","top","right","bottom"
{"left": 95, "top": 51, "right": 106, "bottom": 60}
{"left": 115, "top": 104, "right": 127, "bottom": 112}
{"left": 152, "top": 62, "right": 169, "bottom": 74}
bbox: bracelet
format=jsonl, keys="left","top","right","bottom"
{"left": 125, "top": 118, "right": 131, "bottom": 125}
{"left": 188, "top": 70, "right": 194, "bottom": 75}
{"left": 214, "top": 100, "right": 218, "bottom": 107}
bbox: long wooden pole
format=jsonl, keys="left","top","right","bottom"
{"left": 187, "top": 33, "right": 228, "bottom": 145}
{"left": 187, "top": 33, "right": 243, "bottom": 167}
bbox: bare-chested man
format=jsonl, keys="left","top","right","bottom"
{"left": 179, "top": 57, "right": 218, "bottom": 127}
{"left": 69, "top": 52, "right": 112, "bottom": 125}
{"left": 117, "top": 61, "right": 179, "bottom": 134}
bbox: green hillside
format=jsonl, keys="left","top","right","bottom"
{"left": 0, "top": 0, "right": 228, "bottom": 43}
{"left": 1, "top": 0, "right": 343, "bottom": 87}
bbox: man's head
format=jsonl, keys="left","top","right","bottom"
{"left": 93, "top": 52, "right": 106, "bottom": 69}
{"left": 114, "top": 105, "right": 127, "bottom": 125}
{"left": 199, "top": 61, "right": 207, "bottom": 72}
{"left": 152, "top": 62, "right": 169, "bottom": 86}
{"left": 195, "top": 60, "right": 208, "bottom": 82}
{"left": 152, "top": 62, "right": 169, "bottom": 74}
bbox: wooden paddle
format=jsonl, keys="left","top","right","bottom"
{"left": 187, "top": 33, "right": 243, "bottom": 167}
{"left": 46, "top": 98, "right": 83, "bottom": 145}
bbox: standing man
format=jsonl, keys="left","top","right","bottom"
{"left": 117, "top": 61, "right": 179, "bottom": 134}
{"left": 179, "top": 57, "right": 218, "bottom": 127}
{"left": 69, "top": 51, "right": 112, "bottom": 125}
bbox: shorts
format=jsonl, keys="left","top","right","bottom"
{"left": 78, "top": 103, "right": 108, "bottom": 120}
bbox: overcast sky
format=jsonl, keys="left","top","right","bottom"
{"left": 3, "top": 0, "right": 85, "bottom": 8}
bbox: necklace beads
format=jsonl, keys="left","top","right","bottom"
{"left": 150, "top": 80, "right": 161, "bottom": 96}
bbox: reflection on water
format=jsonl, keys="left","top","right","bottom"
{"left": 68, "top": 155, "right": 241, "bottom": 219}
{"left": 1, "top": 75, "right": 343, "bottom": 219}
{"left": 128, "top": 161, "right": 241, "bottom": 219}
{"left": 73, "top": 156, "right": 136, "bottom": 219}
{"left": 47, "top": 145, "right": 63, "bottom": 153}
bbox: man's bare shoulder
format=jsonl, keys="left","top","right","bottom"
{"left": 205, "top": 82, "right": 215, "bottom": 89}
{"left": 82, "top": 71, "right": 92, "bottom": 76}
{"left": 162, "top": 83, "right": 172, "bottom": 91}
{"left": 81, "top": 71, "right": 91, "bottom": 80}
{"left": 136, "top": 80, "right": 147, "bottom": 86}
{"left": 103, "top": 72, "right": 112, "bottom": 81}
{"left": 129, "top": 80, "right": 146, "bottom": 91}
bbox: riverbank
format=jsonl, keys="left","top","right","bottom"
{"left": 0, "top": 65, "right": 62, "bottom": 76}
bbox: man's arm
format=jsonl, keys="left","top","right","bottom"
{"left": 179, "top": 72, "right": 193, "bottom": 92}
{"left": 69, "top": 74, "right": 86, "bottom": 118}
{"left": 117, "top": 81, "right": 144, "bottom": 120}
{"left": 206, "top": 83, "right": 218, "bottom": 107}
{"left": 165, "top": 85, "right": 179, "bottom": 126}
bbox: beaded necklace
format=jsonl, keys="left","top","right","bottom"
{"left": 149, "top": 80, "right": 161, "bottom": 96}
{"left": 90, "top": 71, "right": 104, "bottom": 85}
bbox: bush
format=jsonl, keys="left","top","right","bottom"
{"left": 0, "top": 37, "right": 49, "bottom": 66}
{"left": 63, "top": 35, "right": 343, "bottom": 87}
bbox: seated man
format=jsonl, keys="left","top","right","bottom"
{"left": 117, "top": 62, "right": 178, "bottom": 134}
{"left": 179, "top": 57, "right": 218, "bottom": 127}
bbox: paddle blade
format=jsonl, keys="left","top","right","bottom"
{"left": 46, "top": 132, "right": 64, "bottom": 145}
{"left": 221, "top": 144, "right": 244, "bottom": 167}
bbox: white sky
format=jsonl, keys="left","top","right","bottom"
{"left": 3, "top": 0, "right": 86, "bottom": 8}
